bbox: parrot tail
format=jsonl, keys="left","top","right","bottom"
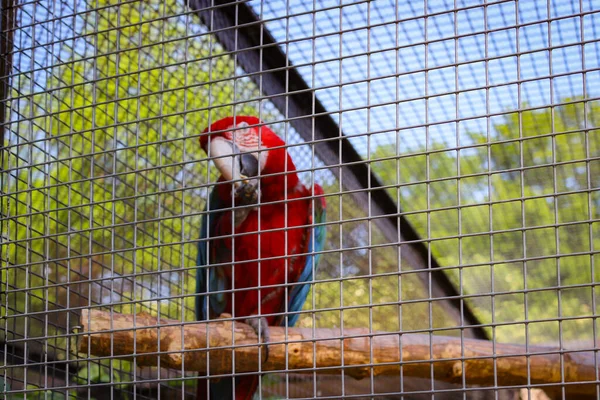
{"left": 196, "top": 376, "right": 259, "bottom": 400}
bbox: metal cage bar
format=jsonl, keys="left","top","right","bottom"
{"left": 1, "top": 0, "right": 599, "bottom": 399}
{"left": 188, "top": 0, "right": 488, "bottom": 340}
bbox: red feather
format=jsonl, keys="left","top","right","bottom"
{"left": 214, "top": 179, "right": 312, "bottom": 323}
{"left": 197, "top": 117, "right": 320, "bottom": 400}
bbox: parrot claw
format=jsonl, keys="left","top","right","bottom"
{"left": 235, "top": 180, "right": 259, "bottom": 206}
{"left": 245, "top": 316, "right": 270, "bottom": 364}
{"left": 233, "top": 181, "right": 259, "bottom": 227}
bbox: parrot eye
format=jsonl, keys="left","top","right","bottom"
{"left": 239, "top": 152, "right": 259, "bottom": 177}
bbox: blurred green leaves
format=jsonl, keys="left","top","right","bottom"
{"left": 3, "top": 0, "right": 258, "bottom": 394}
{"left": 369, "top": 98, "right": 600, "bottom": 343}
{"left": 2, "top": 0, "right": 599, "bottom": 396}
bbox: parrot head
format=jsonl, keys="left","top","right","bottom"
{"left": 200, "top": 116, "right": 299, "bottom": 197}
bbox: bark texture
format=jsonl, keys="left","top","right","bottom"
{"left": 78, "top": 309, "right": 599, "bottom": 396}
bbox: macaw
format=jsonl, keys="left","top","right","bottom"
{"left": 195, "top": 116, "right": 326, "bottom": 400}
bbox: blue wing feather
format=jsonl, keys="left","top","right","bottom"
{"left": 195, "top": 188, "right": 235, "bottom": 400}
{"left": 285, "top": 186, "right": 327, "bottom": 327}
{"left": 195, "top": 187, "right": 228, "bottom": 321}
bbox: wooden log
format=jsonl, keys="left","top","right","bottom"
{"left": 78, "top": 309, "right": 599, "bottom": 396}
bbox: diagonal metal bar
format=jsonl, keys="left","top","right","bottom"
{"left": 0, "top": 0, "right": 14, "bottom": 149}
{"left": 187, "top": 0, "right": 488, "bottom": 340}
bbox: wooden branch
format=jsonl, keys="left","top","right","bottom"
{"left": 78, "top": 310, "right": 599, "bottom": 396}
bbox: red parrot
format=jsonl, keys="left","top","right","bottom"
{"left": 195, "top": 116, "right": 327, "bottom": 400}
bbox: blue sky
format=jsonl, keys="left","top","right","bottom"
{"left": 9, "top": 0, "right": 599, "bottom": 167}
{"left": 7, "top": 0, "right": 598, "bottom": 234}
{"left": 251, "top": 0, "right": 600, "bottom": 156}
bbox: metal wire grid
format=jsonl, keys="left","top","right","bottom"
{"left": 0, "top": 0, "right": 598, "bottom": 399}
{"left": 254, "top": 0, "right": 600, "bottom": 340}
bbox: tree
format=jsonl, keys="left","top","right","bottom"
{"left": 2, "top": 0, "right": 262, "bottom": 395}
{"left": 370, "top": 98, "right": 600, "bottom": 343}
{"left": 3, "top": 0, "right": 598, "bottom": 396}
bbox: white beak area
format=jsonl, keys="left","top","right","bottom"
{"left": 209, "top": 136, "right": 241, "bottom": 183}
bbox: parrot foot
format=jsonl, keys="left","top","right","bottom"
{"left": 245, "top": 316, "right": 270, "bottom": 364}
{"left": 233, "top": 181, "right": 259, "bottom": 227}
{"left": 235, "top": 180, "right": 259, "bottom": 206}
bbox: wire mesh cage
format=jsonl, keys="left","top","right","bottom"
{"left": 1, "top": 0, "right": 599, "bottom": 399}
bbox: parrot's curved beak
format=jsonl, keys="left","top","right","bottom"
{"left": 209, "top": 136, "right": 259, "bottom": 189}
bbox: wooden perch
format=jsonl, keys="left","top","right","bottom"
{"left": 79, "top": 309, "right": 599, "bottom": 396}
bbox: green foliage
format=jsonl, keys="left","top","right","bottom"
{"left": 4, "top": 0, "right": 259, "bottom": 325}
{"left": 301, "top": 190, "right": 458, "bottom": 333}
{"left": 370, "top": 98, "right": 600, "bottom": 343}
{"left": 3, "top": 0, "right": 598, "bottom": 395}
{"left": 20, "top": 388, "right": 77, "bottom": 400}
{"left": 74, "top": 362, "right": 128, "bottom": 390}
{"left": 2, "top": 0, "right": 261, "bottom": 394}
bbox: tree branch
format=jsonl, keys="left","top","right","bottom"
{"left": 78, "top": 310, "right": 598, "bottom": 396}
